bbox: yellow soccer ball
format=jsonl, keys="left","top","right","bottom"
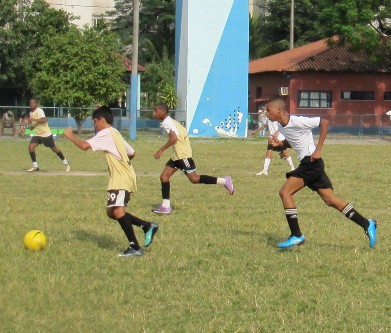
{"left": 24, "top": 230, "right": 47, "bottom": 251}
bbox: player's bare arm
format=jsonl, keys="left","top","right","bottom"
{"left": 251, "top": 124, "right": 266, "bottom": 136}
{"left": 269, "top": 133, "right": 286, "bottom": 147}
{"left": 153, "top": 131, "right": 178, "bottom": 159}
{"left": 311, "top": 118, "right": 329, "bottom": 161}
{"left": 64, "top": 127, "right": 91, "bottom": 151}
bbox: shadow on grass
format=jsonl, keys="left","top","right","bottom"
{"left": 71, "top": 230, "right": 118, "bottom": 250}
{"left": 229, "top": 229, "right": 282, "bottom": 247}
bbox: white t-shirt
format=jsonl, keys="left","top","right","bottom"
{"left": 278, "top": 116, "right": 321, "bottom": 161}
{"left": 266, "top": 118, "right": 285, "bottom": 141}
{"left": 162, "top": 116, "right": 179, "bottom": 136}
{"left": 87, "top": 127, "right": 135, "bottom": 159}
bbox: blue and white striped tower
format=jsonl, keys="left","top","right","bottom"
{"left": 175, "top": 0, "right": 249, "bottom": 137}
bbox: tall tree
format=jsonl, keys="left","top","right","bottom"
{"left": 141, "top": 47, "right": 175, "bottom": 109}
{"left": 320, "top": 0, "right": 391, "bottom": 63}
{"left": 109, "top": 0, "right": 175, "bottom": 64}
{"left": 29, "top": 26, "right": 127, "bottom": 132}
{"left": 255, "top": 0, "right": 329, "bottom": 57}
{"left": 0, "top": 0, "right": 74, "bottom": 101}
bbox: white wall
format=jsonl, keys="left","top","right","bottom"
{"left": 45, "top": 0, "right": 114, "bottom": 27}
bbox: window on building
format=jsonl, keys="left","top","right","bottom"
{"left": 341, "top": 91, "right": 374, "bottom": 100}
{"left": 384, "top": 92, "right": 391, "bottom": 101}
{"left": 92, "top": 15, "right": 109, "bottom": 27}
{"left": 298, "top": 91, "right": 332, "bottom": 108}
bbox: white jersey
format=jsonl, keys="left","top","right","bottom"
{"left": 87, "top": 127, "right": 135, "bottom": 159}
{"left": 266, "top": 118, "right": 285, "bottom": 141}
{"left": 278, "top": 116, "right": 321, "bottom": 161}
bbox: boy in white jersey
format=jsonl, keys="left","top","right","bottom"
{"left": 151, "top": 103, "right": 234, "bottom": 215}
{"left": 251, "top": 111, "right": 295, "bottom": 175}
{"left": 265, "top": 96, "right": 377, "bottom": 249}
{"left": 64, "top": 106, "right": 159, "bottom": 257}
{"left": 26, "top": 98, "right": 70, "bottom": 172}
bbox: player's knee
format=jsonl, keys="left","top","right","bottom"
{"left": 279, "top": 188, "right": 288, "bottom": 199}
{"left": 323, "top": 198, "right": 336, "bottom": 208}
{"left": 106, "top": 211, "right": 116, "bottom": 220}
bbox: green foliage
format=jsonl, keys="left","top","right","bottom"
{"left": 160, "top": 82, "right": 178, "bottom": 109}
{"left": 0, "top": 0, "right": 74, "bottom": 100}
{"left": 253, "top": 0, "right": 328, "bottom": 57}
{"left": 29, "top": 26, "right": 126, "bottom": 132}
{"left": 141, "top": 47, "right": 176, "bottom": 109}
{"left": 320, "top": 0, "right": 391, "bottom": 64}
{"left": 1, "top": 137, "right": 391, "bottom": 332}
{"left": 110, "top": 0, "right": 175, "bottom": 64}
{"left": 249, "top": 14, "right": 263, "bottom": 60}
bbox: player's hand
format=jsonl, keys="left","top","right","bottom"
{"left": 64, "top": 127, "right": 73, "bottom": 138}
{"left": 310, "top": 149, "right": 322, "bottom": 161}
{"left": 153, "top": 150, "right": 163, "bottom": 160}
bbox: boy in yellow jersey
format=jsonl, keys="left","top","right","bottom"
{"left": 64, "top": 106, "right": 159, "bottom": 257}
{"left": 27, "top": 98, "right": 70, "bottom": 172}
{"left": 152, "top": 103, "right": 234, "bottom": 215}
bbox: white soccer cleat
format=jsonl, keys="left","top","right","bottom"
{"left": 256, "top": 170, "right": 268, "bottom": 176}
{"left": 27, "top": 167, "right": 39, "bottom": 172}
{"left": 65, "top": 163, "right": 70, "bottom": 172}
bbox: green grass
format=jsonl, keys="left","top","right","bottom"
{"left": 1, "top": 133, "right": 390, "bottom": 332}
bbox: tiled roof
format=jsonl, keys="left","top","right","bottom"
{"left": 249, "top": 37, "right": 391, "bottom": 74}
{"left": 122, "top": 57, "right": 146, "bottom": 72}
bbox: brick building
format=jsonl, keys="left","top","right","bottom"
{"left": 249, "top": 37, "right": 391, "bottom": 133}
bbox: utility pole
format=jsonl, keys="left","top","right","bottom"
{"left": 290, "top": 0, "right": 294, "bottom": 49}
{"left": 129, "top": 0, "right": 139, "bottom": 140}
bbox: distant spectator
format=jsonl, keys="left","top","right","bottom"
{"left": 19, "top": 110, "right": 29, "bottom": 138}
{"left": 257, "top": 107, "right": 267, "bottom": 137}
{"left": 1, "top": 111, "right": 17, "bottom": 137}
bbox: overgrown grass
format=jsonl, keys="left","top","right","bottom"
{"left": 1, "top": 133, "right": 390, "bottom": 332}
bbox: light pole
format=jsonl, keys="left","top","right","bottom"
{"left": 290, "top": 0, "right": 294, "bottom": 49}
{"left": 129, "top": 0, "right": 139, "bottom": 140}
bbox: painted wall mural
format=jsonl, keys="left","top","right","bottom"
{"left": 175, "top": 0, "right": 249, "bottom": 137}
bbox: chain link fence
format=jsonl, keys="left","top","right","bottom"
{"left": 248, "top": 112, "right": 391, "bottom": 138}
{"left": 0, "top": 106, "right": 186, "bottom": 135}
{"left": 1, "top": 106, "right": 391, "bottom": 138}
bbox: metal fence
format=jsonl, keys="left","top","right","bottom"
{"left": 248, "top": 112, "right": 391, "bottom": 138}
{"left": 0, "top": 106, "right": 186, "bottom": 134}
{"left": 1, "top": 106, "right": 391, "bottom": 138}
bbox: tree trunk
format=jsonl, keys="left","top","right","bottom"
{"left": 76, "top": 119, "right": 83, "bottom": 134}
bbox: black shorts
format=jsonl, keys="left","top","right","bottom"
{"left": 286, "top": 156, "right": 333, "bottom": 191}
{"left": 30, "top": 135, "right": 56, "bottom": 148}
{"left": 267, "top": 140, "right": 291, "bottom": 152}
{"left": 3, "top": 122, "right": 13, "bottom": 128}
{"left": 107, "top": 190, "right": 131, "bottom": 208}
{"left": 166, "top": 158, "right": 197, "bottom": 174}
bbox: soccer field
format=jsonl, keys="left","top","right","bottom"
{"left": 1, "top": 133, "right": 390, "bottom": 332}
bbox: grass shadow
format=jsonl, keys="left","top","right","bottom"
{"left": 71, "top": 230, "right": 118, "bottom": 250}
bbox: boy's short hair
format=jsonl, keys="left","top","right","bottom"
{"left": 92, "top": 105, "right": 113, "bottom": 125}
{"left": 268, "top": 96, "right": 286, "bottom": 108}
{"left": 154, "top": 103, "right": 169, "bottom": 114}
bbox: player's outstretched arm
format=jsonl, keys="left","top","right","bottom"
{"left": 64, "top": 127, "right": 91, "bottom": 151}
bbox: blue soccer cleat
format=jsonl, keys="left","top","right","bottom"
{"left": 366, "top": 219, "right": 377, "bottom": 248}
{"left": 144, "top": 222, "right": 159, "bottom": 248}
{"left": 277, "top": 235, "right": 305, "bottom": 248}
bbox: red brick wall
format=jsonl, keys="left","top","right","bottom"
{"left": 249, "top": 71, "right": 391, "bottom": 128}
{"left": 249, "top": 72, "right": 391, "bottom": 115}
